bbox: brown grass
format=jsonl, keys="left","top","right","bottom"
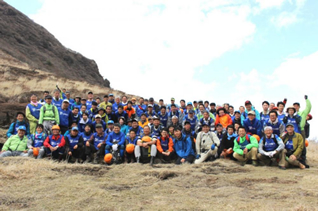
{"left": 0, "top": 142, "right": 318, "bottom": 210}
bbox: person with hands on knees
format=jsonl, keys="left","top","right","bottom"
{"left": 27, "top": 124, "right": 46, "bottom": 159}
{"left": 280, "top": 123, "right": 306, "bottom": 169}
{"left": 156, "top": 128, "right": 175, "bottom": 163}
{"left": 257, "top": 126, "right": 286, "bottom": 170}
{"left": 43, "top": 125, "right": 65, "bottom": 161}
{"left": 65, "top": 127, "right": 84, "bottom": 163}
{"left": 172, "top": 126, "right": 195, "bottom": 165}
{"left": 233, "top": 126, "right": 259, "bottom": 166}
{"left": 135, "top": 125, "right": 157, "bottom": 165}
{"left": 85, "top": 123, "right": 107, "bottom": 164}
{"left": 194, "top": 123, "right": 220, "bottom": 164}
{"left": 0, "top": 126, "right": 29, "bottom": 158}
{"left": 218, "top": 125, "right": 237, "bottom": 159}
{"left": 105, "top": 123, "right": 126, "bottom": 164}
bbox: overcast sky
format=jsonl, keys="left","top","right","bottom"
{"left": 5, "top": 0, "right": 317, "bottom": 140}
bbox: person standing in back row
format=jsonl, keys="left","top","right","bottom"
{"left": 38, "top": 95, "right": 60, "bottom": 135}
{"left": 26, "top": 94, "right": 42, "bottom": 134}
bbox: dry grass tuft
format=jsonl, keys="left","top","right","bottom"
{"left": 0, "top": 143, "right": 318, "bottom": 210}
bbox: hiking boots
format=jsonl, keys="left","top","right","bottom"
{"left": 150, "top": 156, "right": 154, "bottom": 166}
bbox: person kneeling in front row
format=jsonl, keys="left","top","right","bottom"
{"left": 257, "top": 126, "right": 286, "bottom": 170}
{"left": 194, "top": 123, "right": 220, "bottom": 164}
{"left": 233, "top": 126, "right": 259, "bottom": 166}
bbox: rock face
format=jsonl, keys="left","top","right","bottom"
{"left": 0, "top": 0, "right": 110, "bottom": 87}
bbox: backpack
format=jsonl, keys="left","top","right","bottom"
{"left": 236, "top": 135, "right": 250, "bottom": 144}
{"left": 43, "top": 104, "right": 56, "bottom": 115}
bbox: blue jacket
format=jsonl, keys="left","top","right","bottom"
{"left": 120, "top": 124, "right": 129, "bottom": 136}
{"left": 158, "top": 112, "right": 168, "bottom": 127}
{"left": 7, "top": 121, "right": 30, "bottom": 138}
{"left": 283, "top": 114, "right": 301, "bottom": 134}
{"left": 78, "top": 118, "right": 92, "bottom": 133}
{"left": 52, "top": 98, "right": 63, "bottom": 108}
{"left": 243, "top": 118, "right": 262, "bottom": 136}
{"left": 92, "top": 120, "right": 106, "bottom": 132}
{"left": 263, "top": 119, "right": 285, "bottom": 137}
{"left": 80, "top": 132, "right": 93, "bottom": 144}
{"left": 30, "top": 132, "right": 46, "bottom": 148}
{"left": 241, "top": 106, "right": 261, "bottom": 120}
{"left": 125, "top": 136, "right": 138, "bottom": 145}
{"left": 65, "top": 134, "right": 83, "bottom": 151}
{"left": 128, "top": 126, "right": 143, "bottom": 137}
{"left": 136, "top": 104, "right": 147, "bottom": 117}
{"left": 173, "top": 134, "right": 195, "bottom": 158}
{"left": 91, "top": 132, "right": 107, "bottom": 150}
{"left": 145, "top": 110, "right": 157, "bottom": 118}
{"left": 114, "top": 111, "right": 128, "bottom": 122}
{"left": 58, "top": 107, "right": 72, "bottom": 127}
{"left": 112, "top": 102, "right": 122, "bottom": 112}
{"left": 86, "top": 100, "right": 95, "bottom": 110}
{"left": 183, "top": 115, "right": 198, "bottom": 131}
{"left": 260, "top": 111, "right": 270, "bottom": 125}
{"left": 27, "top": 103, "right": 42, "bottom": 120}
{"left": 106, "top": 131, "right": 125, "bottom": 146}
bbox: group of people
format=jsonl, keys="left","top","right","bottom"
{"left": 0, "top": 87, "right": 313, "bottom": 169}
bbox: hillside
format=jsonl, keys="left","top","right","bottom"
{"left": 0, "top": 1, "right": 139, "bottom": 131}
{"left": 0, "top": 0, "right": 110, "bottom": 87}
{"left": 0, "top": 142, "right": 318, "bottom": 210}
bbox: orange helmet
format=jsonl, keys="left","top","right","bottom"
{"left": 305, "top": 140, "right": 309, "bottom": 147}
{"left": 51, "top": 125, "right": 60, "bottom": 130}
{"left": 142, "top": 136, "right": 152, "bottom": 142}
{"left": 252, "top": 134, "right": 260, "bottom": 142}
{"left": 126, "top": 144, "right": 135, "bottom": 154}
{"left": 104, "top": 153, "right": 112, "bottom": 164}
{"left": 33, "top": 148, "right": 39, "bottom": 157}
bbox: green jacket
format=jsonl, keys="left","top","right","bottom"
{"left": 2, "top": 135, "right": 28, "bottom": 152}
{"left": 281, "top": 132, "right": 303, "bottom": 157}
{"left": 298, "top": 99, "right": 311, "bottom": 130}
{"left": 233, "top": 135, "right": 259, "bottom": 155}
{"left": 196, "top": 112, "right": 216, "bottom": 121}
{"left": 38, "top": 104, "right": 60, "bottom": 125}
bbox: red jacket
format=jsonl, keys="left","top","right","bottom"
{"left": 44, "top": 135, "right": 65, "bottom": 148}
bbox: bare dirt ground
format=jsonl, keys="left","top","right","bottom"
{"left": 0, "top": 142, "right": 318, "bottom": 211}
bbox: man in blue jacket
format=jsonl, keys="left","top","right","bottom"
{"left": 242, "top": 100, "right": 260, "bottom": 120}
{"left": 257, "top": 126, "right": 286, "bottom": 169}
{"left": 58, "top": 99, "right": 72, "bottom": 135}
{"left": 263, "top": 110, "right": 285, "bottom": 137}
{"left": 105, "top": 123, "right": 125, "bottom": 163}
{"left": 243, "top": 111, "right": 262, "bottom": 137}
{"left": 173, "top": 126, "right": 195, "bottom": 164}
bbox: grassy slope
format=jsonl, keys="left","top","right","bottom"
{"left": 1, "top": 142, "right": 318, "bottom": 211}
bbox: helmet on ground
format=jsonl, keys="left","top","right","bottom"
{"left": 142, "top": 136, "right": 152, "bottom": 142}
{"left": 104, "top": 153, "right": 112, "bottom": 164}
{"left": 126, "top": 144, "right": 135, "bottom": 154}
{"left": 52, "top": 125, "right": 60, "bottom": 130}
{"left": 33, "top": 148, "right": 39, "bottom": 157}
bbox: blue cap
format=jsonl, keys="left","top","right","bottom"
{"left": 71, "top": 127, "right": 79, "bottom": 131}
{"left": 188, "top": 109, "right": 194, "bottom": 114}
{"left": 234, "top": 110, "right": 241, "bottom": 114}
{"left": 187, "top": 102, "right": 193, "bottom": 106}
{"left": 202, "top": 123, "right": 210, "bottom": 127}
{"left": 107, "top": 120, "right": 114, "bottom": 124}
{"left": 109, "top": 93, "right": 114, "bottom": 96}
{"left": 18, "top": 125, "right": 26, "bottom": 131}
